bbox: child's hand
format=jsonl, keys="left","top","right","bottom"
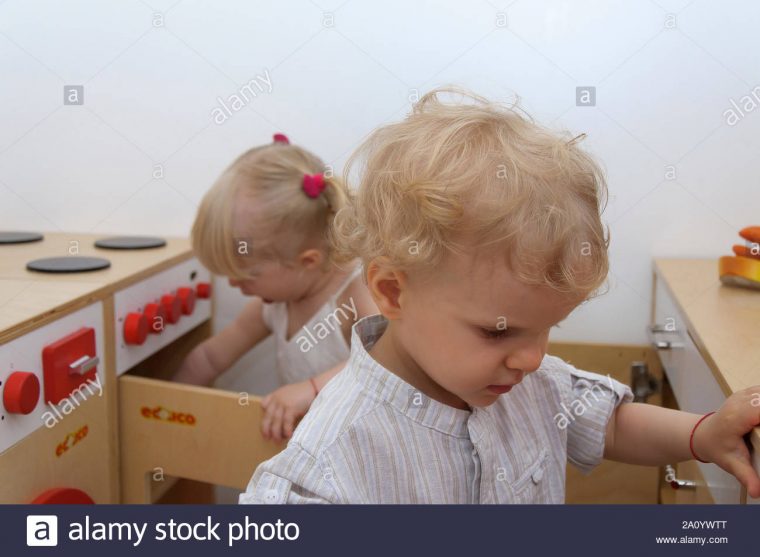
{"left": 260, "top": 381, "right": 316, "bottom": 443}
{"left": 692, "top": 387, "right": 760, "bottom": 498}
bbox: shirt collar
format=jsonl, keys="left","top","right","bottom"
{"left": 346, "top": 314, "right": 472, "bottom": 438}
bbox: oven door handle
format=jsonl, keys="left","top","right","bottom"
{"left": 69, "top": 355, "right": 99, "bottom": 376}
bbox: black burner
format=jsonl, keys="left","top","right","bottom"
{"left": 27, "top": 256, "right": 111, "bottom": 273}
{"left": 0, "top": 231, "right": 44, "bottom": 244}
{"left": 94, "top": 236, "right": 167, "bottom": 250}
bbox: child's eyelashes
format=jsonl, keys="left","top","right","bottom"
{"left": 478, "top": 324, "right": 561, "bottom": 340}
{"left": 480, "top": 327, "right": 509, "bottom": 340}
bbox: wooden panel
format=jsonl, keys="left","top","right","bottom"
{"left": 101, "top": 296, "right": 121, "bottom": 502}
{"left": 119, "top": 375, "right": 284, "bottom": 503}
{"left": 0, "top": 279, "right": 100, "bottom": 335}
{"left": 154, "top": 478, "right": 216, "bottom": 504}
{"left": 548, "top": 342, "right": 663, "bottom": 504}
{"left": 0, "top": 300, "right": 119, "bottom": 504}
{"left": 0, "top": 393, "right": 115, "bottom": 503}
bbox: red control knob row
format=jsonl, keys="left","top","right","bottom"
{"left": 3, "top": 371, "right": 40, "bottom": 415}
{"left": 123, "top": 284, "right": 208, "bottom": 344}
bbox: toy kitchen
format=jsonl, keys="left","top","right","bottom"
{"left": 0, "top": 232, "right": 280, "bottom": 504}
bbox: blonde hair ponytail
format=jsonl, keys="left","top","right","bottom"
{"left": 192, "top": 138, "right": 352, "bottom": 278}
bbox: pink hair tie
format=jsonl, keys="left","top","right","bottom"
{"left": 302, "top": 173, "right": 326, "bottom": 198}
{"left": 273, "top": 133, "right": 290, "bottom": 144}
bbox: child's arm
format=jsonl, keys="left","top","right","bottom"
{"left": 260, "top": 272, "right": 379, "bottom": 442}
{"left": 173, "top": 297, "right": 271, "bottom": 386}
{"left": 260, "top": 360, "right": 347, "bottom": 442}
{"left": 603, "top": 388, "right": 760, "bottom": 497}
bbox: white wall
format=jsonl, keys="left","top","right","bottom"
{"left": 2, "top": 0, "right": 759, "bottom": 398}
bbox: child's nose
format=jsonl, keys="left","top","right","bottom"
{"left": 506, "top": 345, "right": 544, "bottom": 376}
{"left": 228, "top": 278, "right": 240, "bottom": 288}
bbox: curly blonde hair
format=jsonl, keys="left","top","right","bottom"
{"left": 192, "top": 140, "right": 349, "bottom": 279}
{"left": 329, "top": 87, "right": 611, "bottom": 299}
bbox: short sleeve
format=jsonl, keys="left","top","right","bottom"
{"left": 238, "top": 443, "right": 339, "bottom": 504}
{"left": 564, "top": 366, "right": 634, "bottom": 476}
{"left": 259, "top": 300, "right": 275, "bottom": 334}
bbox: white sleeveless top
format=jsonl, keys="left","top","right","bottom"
{"left": 261, "top": 264, "right": 363, "bottom": 385}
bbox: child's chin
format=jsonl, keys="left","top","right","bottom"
{"left": 466, "top": 395, "right": 499, "bottom": 409}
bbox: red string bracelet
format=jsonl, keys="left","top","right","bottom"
{"left": 689, "top": 411, "right": 715, "bottom": 463}
{"left": 309, "top": 377, "right": 319, "bottom": 399}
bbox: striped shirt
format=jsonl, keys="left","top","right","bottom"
{"left": 239, "top": 314, "right": 634, "bottom": 504}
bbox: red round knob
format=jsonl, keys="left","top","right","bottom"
{"left": 31, "top": 487, "right": 94, "bottom": 504}
{"left": 123, "top": 312, "right": 148, "bottom": 345}
{"left": 196, "top": 282, "right": 212, "bottom": 299}
{"left": 177, "top": 286, "right": 196, "bottom": 315}
{"left": 3, "top": 371, "right": 40, "bottom": 415}
{"left": 143, "top": 302, "right": 166, "bottom": 334}
{"left": 161, "top": 294, "right": 182, "bottom": 324}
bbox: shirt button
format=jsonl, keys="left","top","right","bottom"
{"left": 264, "top": 489, "right": 279, "bottom": 503}
{"left": 531, "top": 468, "right": 544, "bottom": 484}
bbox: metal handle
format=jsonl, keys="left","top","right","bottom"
{"left": 69, "top": 355, "right": 99, "bottom": 376}
{"left": 648, "top": 324, "right": 684, "bottom": 350}
{"left": 630, "top": 361, "right": 660, "bottom": 402}
{"left": 653, "top": 340, "right": 685, "bottom": 350}
{"left": 649, "top": 324, "right": 677, "bottom": 334}
{"left": 665, "top": 464, "right": 696, "bottom": 490}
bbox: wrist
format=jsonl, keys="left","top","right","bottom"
{"left": 309, "top": 377, "right": 319, "bottom": 399}
{"left": 690, "top": 411, "right": 716, "bottom": 463}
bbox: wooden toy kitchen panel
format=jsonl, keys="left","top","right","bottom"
{"left": 0, "top": 232, "right": 281, "bottom": 504}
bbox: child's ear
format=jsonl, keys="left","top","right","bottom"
{"left": 297, "top": 248, "right": 324, "bottom": 270}
{"left": 366, "top": 257, "right": 406, "bottom": 320}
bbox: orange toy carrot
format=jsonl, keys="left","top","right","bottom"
{"left": 732, "top": 244, "right": 760, "bottom": 260}
{"left": 739, "top": 226, "right": 760, "bottom": 243}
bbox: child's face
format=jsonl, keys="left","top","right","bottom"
{"left": 228, "top": 198, "right": 310, "bottom": 303}
{"left": 395, "top": 251, "right": 583, "bottom": 409}
{"left": 227, "top": 258, "right": 301, "bottom": 303}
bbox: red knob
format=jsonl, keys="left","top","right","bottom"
{"left": 123, "top": 312, "right": 148, "bottom": 345}
{"left": 143, "top": 302, "right": 166, "bottom": 334}
{"left": 161, "top": 294, "right": 182, "bottom": 324}
{"left": 177, "top": 286, "right": 196, "bottom": 315}
{"left": 196, "top": 282, "right": 212, "bottom": 299}
{"left": 31, "top": 487, "right": 94, "bottom": 504}
{"left": 3, "top": 371, "right": 40, "bottom": 415}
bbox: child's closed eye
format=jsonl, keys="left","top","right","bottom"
{"left": 479, "top": 324, "right": 561, "bottom": 340}
{"left": 480, "top": 327, "right": 509, "bottom": 340}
